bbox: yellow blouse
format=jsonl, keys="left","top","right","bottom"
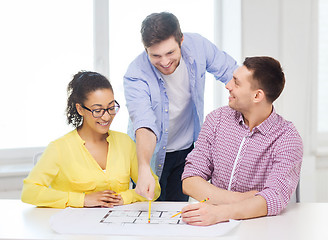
{"left": 21, "top": 129, "right": 160, "bottom": 208}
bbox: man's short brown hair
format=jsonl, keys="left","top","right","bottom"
{"left": 244, "top": 56, "right": 285, "bottom": 103}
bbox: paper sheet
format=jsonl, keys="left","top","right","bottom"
{"left": 50, "top": 202, "right": 240, "bottom": 237}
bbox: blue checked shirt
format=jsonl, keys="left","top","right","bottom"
{"left": 123, "top": 33, "right": 237, "bottom": 178}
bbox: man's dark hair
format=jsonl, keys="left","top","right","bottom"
{"left": 244, "top": 56, "right": 285, "bottom": 103}
{"left": 141, "top": 12, "right": 183, "bottom": 48}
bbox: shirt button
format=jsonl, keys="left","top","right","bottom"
{"left": 158, "top": 164, "right": 162, "bottom": 167}
{"left": 165, "top": 129, "right": 168, "bottom": 132}
{"left": 165, "top": 109, "right": 168, "bottom": 112}
{"left": 163, "top": 146, "right": 166, "bottom": 150}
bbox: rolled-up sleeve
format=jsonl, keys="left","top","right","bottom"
{"left": 186, "top": 33, "right": 237, "bottom": 85}
{"left": 124, "top": 73, "right": 161, "bottom": 141}
{"left": 202, "top": 36, "right": 238, "bottom": 85}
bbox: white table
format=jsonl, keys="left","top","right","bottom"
{"left": 0, "top": 199, "right": 327, "bottom": 240}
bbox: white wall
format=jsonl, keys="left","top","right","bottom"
{"left": 241, "top": 0, "right": 317, "bottom": 157}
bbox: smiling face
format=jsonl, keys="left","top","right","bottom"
{"left": 77, "top": 88, "right": 116, "bottom": 135}
{"left": 225, "top": 65, "right": 257, "bottom": 113}
{"left": 146, "top": 36, "right": 183, "bottom": 75}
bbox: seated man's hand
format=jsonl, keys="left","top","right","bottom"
{"left": 181, "top": 202, "right": 228, "bottom": 226}
{"left": 84, "top": 190, "right": 123, "bottom": 208}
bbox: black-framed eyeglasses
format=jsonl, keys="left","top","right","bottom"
{"left": 81, "top": 100, "right": 120, "bottom": 118}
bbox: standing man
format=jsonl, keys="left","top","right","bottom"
{"left": 124, "top": 12, "right": 237, "bottom": 201}
{"left": 181, "top": 56, "right": 303, "bottom": 225}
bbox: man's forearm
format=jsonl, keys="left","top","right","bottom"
{"left": 183, "top": 176, "right": 258, "bottom": 204}
{"left": 134, "top": 128, "right": 158, "bottom": 199}
{"left": 181, "top": 177, "right": 268, "bottom": 225}
{"left": 221, "top": 195, "right": 268, "bottom": 221}
{"left": 135, "top": 128, "right": 157, "bottom": 168}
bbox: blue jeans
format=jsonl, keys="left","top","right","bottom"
{"left": 157, "top": 144, "right": 194, "bottom": 202}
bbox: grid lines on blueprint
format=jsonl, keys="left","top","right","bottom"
{"left": 100, "top": 209, "right": 184, "bottom": 225}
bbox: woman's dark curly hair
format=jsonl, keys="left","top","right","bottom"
{"left": 66, "top": 71, "right": 113, "bottom": 128}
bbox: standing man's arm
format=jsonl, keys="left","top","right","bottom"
{"left": 124, "top": 66, "right": 161, "bottom": 200}
{"left": 199, "top": 34, "right": 238, "bottom": 84}
{"left": 135, "top": 128, "right": 157, "bottom": 200}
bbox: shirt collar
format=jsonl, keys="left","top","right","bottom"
{"left": 74, "top": 128, "right": 111, "bottom": 144}
{"left": 257, "top": 107, "right": 278, "bottom": 135}
{"left": 106, "top": 131, "right": 111, "bottom": 143}
{"left": 181, "top": 43, "right": 195, "bottom": 65}
{"left": 150, "top": 60, "right": 163, "bottom": 81}
{"left": 74, "top": 129, "right": 85, "bottom": 145}
{"left": 237, "top": 106, "right": 278, "bottom": 135}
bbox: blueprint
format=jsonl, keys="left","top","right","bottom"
{"left": 50, "top": 202, "right": 240, "bottom": 237}
{"left": 100, "top": 209, "right": 183, "bottom": 224}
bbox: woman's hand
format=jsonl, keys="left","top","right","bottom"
{"left": 84, "top": 190, "right": 123, "bottom": 208}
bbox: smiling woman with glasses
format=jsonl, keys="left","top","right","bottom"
{"left": 21, "top": 71, "right": 160, "bottom": 209}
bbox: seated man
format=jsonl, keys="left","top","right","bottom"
{"left": 181, "top": 56, "right": 303, "bottom": 226}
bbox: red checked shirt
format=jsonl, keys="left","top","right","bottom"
{"left": 182, "top": 106, "right": 303, "bottom": 216}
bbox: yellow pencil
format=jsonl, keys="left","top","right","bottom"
{"left": 148, "top": 200, "right": 151, "bottom": 223}
{"left": 170, "top": 197, "right": 209, "bottom": 218}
